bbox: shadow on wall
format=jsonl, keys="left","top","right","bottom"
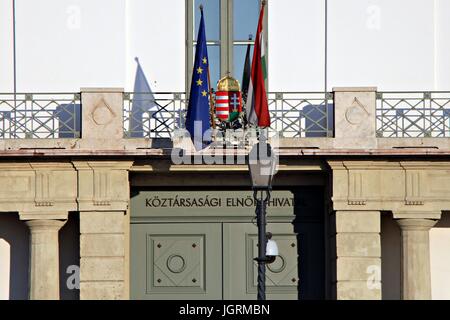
{"left": 54, "top": 104, "right": 81, "bottom": 138}
{"left": 0, "top": 213, "right": 29, "bottom": 300}
{"left": 291, "top": 187, "right": 325, "bottom": 300}
{"left": 0, "top": 213, "right": 80, "bottom": 300}
{"left": 303, "top": 103, "right": 334, "bottom": 137}
{"left": 381, "top": 212, "right": 401, "bottom": 300}
{"left": 59, "top": 212, "right": 80, "bottom": 300}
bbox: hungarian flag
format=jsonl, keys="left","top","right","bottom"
{"left": 245, "top": 3, "right": 270, "bottom": 128}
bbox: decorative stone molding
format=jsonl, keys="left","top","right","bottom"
{"left": 73, "top": 161, "right": 133, "bottom": 212}
{"left": 90, "top": 99, "right": 116, "bottom": 126}
{"left": 0, "top": 162, "right": 77, "bottom": 214}
{"left": 328, "top": 160, "right": 450, "bottom": 213}
{"left": 348, "top": 200, "right": 366, "bottom": 206}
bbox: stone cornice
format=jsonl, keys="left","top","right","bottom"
{"left": 72, "top": 161, "right": 134, "bottom": 171}
{"left": 328, "top": 160, "right": 450, "bottom": 213}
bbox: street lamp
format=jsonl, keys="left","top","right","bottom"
{"left": 248, "top": 136, "right": 277, "bottom": 300}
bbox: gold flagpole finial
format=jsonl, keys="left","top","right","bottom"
{"left": 262, "top": 1, "right": 266, "bottom": 7}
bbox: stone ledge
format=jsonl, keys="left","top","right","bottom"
{"left": 333, "top": 87, "right": 377, "bottom": 92}
{"left": 80, "top": 87, "right": 124, "bottom": 93}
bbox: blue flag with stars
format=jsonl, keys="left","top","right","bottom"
{"left": 185, "top": 9, "right": 211, "bottom": 150}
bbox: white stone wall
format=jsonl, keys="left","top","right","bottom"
{"left": 1, "top": 0, "right": 450, "bottom": 92}
{"left": 0, "top": 239, "right": 10, "bottom": 300}
{"left": 125, "top": 0, "right": 185, "bottom": 92}
{"left": 430, "top": 214, "right": 450, "bottom": 300}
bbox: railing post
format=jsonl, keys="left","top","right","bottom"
{"left": 333, "top": 87, "right": 377, "bottom": 149}
{"left": 79, "top": 88, "right": 124, "bottom": 150}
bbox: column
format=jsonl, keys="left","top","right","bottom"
{"left": 333, "top": 211, "right": 381, "bottom": 300}
{"left": 25, "top": 219, "right": 67, "bottom": 300}
{"left": 396, "top": 218, "right": 438, "bottom": 300}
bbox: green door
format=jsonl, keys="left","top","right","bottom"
{"left": 131, "top": 223, "right": 222, "bottom": 300}
{"left": 223, "top": 223, "right": 299, "bottom": 300}
{"left": 130, "top": 187, "right": 325, "bottom": 300}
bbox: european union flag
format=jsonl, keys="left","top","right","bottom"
{"left": 185, "top": 8, "right": 211, "bottom": 151}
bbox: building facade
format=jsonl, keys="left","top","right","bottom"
{"left": 0, "top": 87, "right": 449, "bottom": 300}
{"left": 1, "top": 0, "right": 450, "bottom": 300}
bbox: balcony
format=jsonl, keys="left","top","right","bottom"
{"left": 0, "top": 87, "right": 449, "bottom": 156}
{"left": 122, "top": 92, "right": 334, "bottom": 139}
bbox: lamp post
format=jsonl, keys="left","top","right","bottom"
{"left": 248, "top": 135, "right": 277, "bottom": 300}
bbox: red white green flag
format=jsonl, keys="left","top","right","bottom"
{"left": 245, "top": 3, "right": 270, "bottom": 128}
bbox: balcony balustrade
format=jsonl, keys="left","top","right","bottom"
{"left": 0, "top": 88, "right": 449, "bottom": 154}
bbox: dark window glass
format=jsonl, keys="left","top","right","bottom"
{"left": 233, "top": 44, "right": 254, "bottom": 85}
{"left": 233, "top": 0, "right": 259, "bottom": 41}
{"left": 208, "top": 45, "right": 221, "bottom": 88}
{"left": 194, "top": 0, "right": 220, "bottom": 41}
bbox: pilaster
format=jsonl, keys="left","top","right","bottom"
{"left": 332, "top": 211, "right": 381, "bottom": 300}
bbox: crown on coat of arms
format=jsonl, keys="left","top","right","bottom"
{"left": 215, "top": 75, "right": 243, "bottom": 127}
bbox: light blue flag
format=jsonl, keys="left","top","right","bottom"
{"left": 129, "top": 58, "right": 158, "bottom": 137}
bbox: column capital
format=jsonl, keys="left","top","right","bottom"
{"left": 19, "top": 211, "right": 69, "bottom": 221}
{"left": 25, "top": 219, "right": 67, "bottom": 231}
{"left": 393, "top": 211, "right": 441, "bottom": 220}
{"left": 396, "top": 218, "right": 438, "bottom": 231}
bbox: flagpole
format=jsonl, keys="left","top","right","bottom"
{"left": 12, "top": 0, "right": 17, "bottom": 106}
{"left": 325, "top": 0, "right": 328, "bottom": 94}
{"left": 199, "top": 5, "right": 217, "bottom": 131}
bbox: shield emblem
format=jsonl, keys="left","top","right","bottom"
{"left": 215, "top": 91, "right": 242, "bottom": 123}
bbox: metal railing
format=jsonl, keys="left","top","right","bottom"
{"left": 0, "top": 93, "right": 81, "bottom": 139}
{"left": 123, "top": 92, "right": 334, "bottom": 138}
{"left": 377, "top": 92, "right": 450, "bottom": 138}
{"left": 4, "top": 91, "right": 450, "bottom": 140}
{"left": 123, "top": 92, "right": 187, "bottom": 139}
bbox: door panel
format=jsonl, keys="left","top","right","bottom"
{"left": 131, "top": 223, "right": 222, "bottom": 300}
{"left": 223, "top": 223, "right": 300, "bottom": 300}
